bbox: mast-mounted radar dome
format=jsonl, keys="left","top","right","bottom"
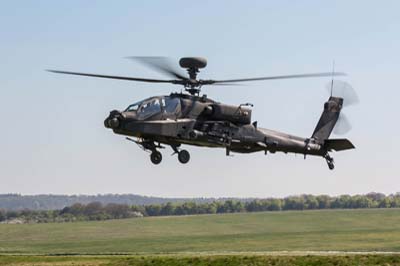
{"left": 179, "top": 57, "right": 207, "bottom": 69}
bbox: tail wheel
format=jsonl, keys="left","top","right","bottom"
{"left": 325, "top": 154, "right": 335, "bottom": 170}
{"left": 178, "top": 150, "right": 190, "bottom": 164}
{"left": 150, "top": 151, "right": 162, "bottom": 165}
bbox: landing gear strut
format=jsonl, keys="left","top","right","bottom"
{"left": 126, "top": 138, "right": 164, "bottom": 165}
{"left": 325, "top": 153, "right": 335, "bottom": 170}
{"left": 171, "top": 145, "right": 190, "bottom": 164}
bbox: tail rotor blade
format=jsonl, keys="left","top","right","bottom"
{"left": 326, "top": 80, "right": 359, "bottom": 107}
{"left": 333, "top": 113, "right": 352, "bottom": 135}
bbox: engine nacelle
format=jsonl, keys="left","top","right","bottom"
{"left": 207, "top": 103, "right": 252, "bottom": 125}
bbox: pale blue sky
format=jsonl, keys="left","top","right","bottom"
{"left": 1, "top": 1, "right": 399, "bottom": 197}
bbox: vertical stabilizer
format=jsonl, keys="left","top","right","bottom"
{"left": 311, "top": 97, "right": 343, "bottom": 143}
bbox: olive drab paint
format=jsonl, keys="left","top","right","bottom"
{"left": 49, "top": 57, "right": 355, "bottom": 170}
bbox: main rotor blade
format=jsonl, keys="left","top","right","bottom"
{"left": 210, "top": 83, "right": 242, "bottom": 86}
{"left": 127, "top": 56, "right": 188, "bottom": 80}
{"left": 47, "top": 70, "right": 180, "bottom": 84}
{"left": 205, "top": 72, "right": 346, "bottom": 84}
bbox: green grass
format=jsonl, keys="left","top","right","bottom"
{"left": 1, "top": 254, "right": 400, "bottom": 266}
{"left": 0, "top": 209, "right": 400, "bottom": 254}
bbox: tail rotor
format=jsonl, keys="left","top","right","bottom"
{"left": 326, "top": 80, "right": 359, "bottom": 107}
{"left": 326, "top": 80, "right": 359, "bottom": 135}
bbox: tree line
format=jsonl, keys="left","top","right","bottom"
{"left": 1, "top": 192, "right": 399, "bottom": 223}
{"left": 0, "top": 193, "right": 209, "bottom": 211}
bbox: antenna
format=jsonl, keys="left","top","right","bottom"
{"left": 330, "top": 60, "right": 335, "bottom": 97}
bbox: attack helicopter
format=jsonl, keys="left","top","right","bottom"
{"left": 48, "top": 57, "right": 357, "bottom": 170}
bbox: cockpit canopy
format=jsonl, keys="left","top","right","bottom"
{"left": 125, "top": 96, "right": 181, "bottom": 119}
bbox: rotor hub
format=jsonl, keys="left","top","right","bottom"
{"left": 180, "top": 57, "right": 207, "bottom": 85}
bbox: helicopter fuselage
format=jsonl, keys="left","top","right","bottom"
{"left": 104, "top": 93, "right": 325, "bottom": 157}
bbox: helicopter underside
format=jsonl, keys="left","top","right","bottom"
{"left": 111, "top": 119, "right": 328, "bottom": 165}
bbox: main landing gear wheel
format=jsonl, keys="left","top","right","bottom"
{"left": 150, "top": 151, "right": 162, "bottom": 165}
{"left": 178, "top": 150, "right": 190, "bottom": 164}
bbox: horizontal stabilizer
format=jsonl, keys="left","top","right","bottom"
{"left": 324, "top": 139, "right": 355, "bottom": 151}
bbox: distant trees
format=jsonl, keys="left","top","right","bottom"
{"left": 104, "top": 203, "right": 132, "bottom": 219}
{"left": 283, "top": 196, "right": 305, "bottom": 210}
{"left": 0, "top": 209, "right": 6, "bottom": 222}
{"left": 136, "top": 194, "right": 400, "bottom": 217}
{"left": 1, "top": 193, "right": 400, "bottom": 224}
{"left": 58, "top": 202, "right": 142, "bottom": 221}
{"left": 0, "top": 194, "right": 221, "bottom": 211}
{"left": 316, "top": 195, "right": 331, "bottom": 209}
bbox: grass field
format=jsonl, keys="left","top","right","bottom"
{"left": 2, "top": 254, "right": 400, "bottom": 266}
{"left": 1, "top": 208, "right": 400, "bottom": 255}
{"left": 1, "top": 209, "right": 400, "bottom": 265}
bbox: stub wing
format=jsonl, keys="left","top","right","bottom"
{"left": 324, "top": 138, "right": 355, "bottom": 152}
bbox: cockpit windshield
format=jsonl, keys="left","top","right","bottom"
{"left": 125, "top": 101, "right": 141, "bottom": 112}
{"left": 137, "top": 98, "right": 161, "bottom": 118}
{"left": 124, "top": 96, "right": 181, "bottom": 119}
{"left": 162, "top": 97, "right": 180, "bottom": 114}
